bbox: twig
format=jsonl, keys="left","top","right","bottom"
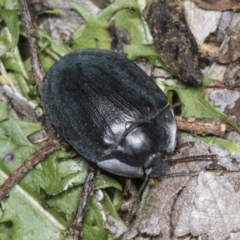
{"left": 18, "top": 0, "right": 45, "bottom": 95}
{"left": 175, "top": 116, "right": 227, "bottom": 137}
{"left": 70, "top": 165, "right": 98, "bottom": 240}
{"left": 0, "top": 137, "right": 68, "bottom": 201}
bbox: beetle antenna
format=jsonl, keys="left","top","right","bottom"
{"left": 170, "top": 154, "right": 218, "bottom": 165}
{"left": 125, "top": 169, "right": 151, "bottom": 225}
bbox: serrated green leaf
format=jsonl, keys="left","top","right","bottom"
{"left": 94, "top": 174, "right": 122, "bottom": 191}
{"left": 0, "top": 114, "right": 70, "bottom": 237}
{"left": 39, "top": 152, "right": 88, "bottom": 195}
{"left": 45, "top": 185, "right": 83, "bottom": 226}
{"left": 0, "top": 100, "right": 122, "bottom": 240}
{"left": 0, "top": 113, "right": 89, "bottom": 238}
{"left": 71, "top": 3, "right": 111, "bottom": 50}
{"left": 0, "top": 102, "right": 9, "bottom": 122}
{"left": 0, "top": 9, "right": 19, "bottom": 53}
{"left": 0, "top": 175, "right": 68, "bottom": 240}
{"left": 0, "top": 114, "right": 70, "bottom": 239}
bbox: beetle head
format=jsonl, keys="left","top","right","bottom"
{"left": 144, "top": 152, "right": 170, "bottom": 178}
{"left": 98, "top": 121, "right": 172, "bottom": 178}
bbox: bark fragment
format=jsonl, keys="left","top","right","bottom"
{"left": 143, "top": 0, "right": 202, "bottom": 86}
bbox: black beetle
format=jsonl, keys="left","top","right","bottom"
{"left": 43, "top": 49, "right": 177, "bottom": 178}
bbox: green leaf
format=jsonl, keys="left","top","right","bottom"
{"left": 100, "top": 191, "right": 126, "bottom": 239}
{"left": 6, "top": 72, "right": 31, "bottom": 98}
{"left": 15, "top": 120, "right": 42, "bottom": 137}
{"left": 0, "top": 113, "right": 122, "bottom": 239}
{"left": 165, "top": 83, "right": 240, "bottom": 132}
{"left": 197, "top": 136, "right": 240, "bottom": 155}
{"left": 82, "top": 195, "right": 109, "bottom": 240}
{"left": 97, "top": 0, "right": 139, "bottom": 21}
{"left": 83, "top": 224, "right": 108, "bottom": 240}
{"left": 3, "top": 53, "right": 24, "bottom": 74}
{"left": 39, "top": 8, "right": 64, "bottom": 15}
{"left": 0, "top": 26, "right": 12, "bottom": 57}
{"left": 111, "top": 8, "right": 151, "bottom": 45}
{"left": 94, "top": 174, "right": 122, "bottom": 191}
{"left": 126, "top": 44, "right": 165, "bottom": 67}
{"left": 39, "top": 152, "right": 88, "bottom": 195}
{"left": 71, "top": 3, "right": 111, "bottom": 50}
{"left": 2, "top": 47, "right": 29, "bottom": 78}
{"left": 0, "top": 179, "right": 68, "bottom": 240}
{"left": 0, "top": 115, "right": 87, "bottom": 238}
{"left": 81, "top": 198, "right": 102, "bottom": 238}
{"left": 101, "top": 191, "right": 124, "bottom": 221}
{"left": 0, "top": 220, "right": 12, "bottom": 240}
{"left": 0, "top": 114, "right": 72, "bottom": 238}
{"left": 0, "top": 9, "right": 19, "bottom": 53}
{"left": 112, "top": 188, "right": 124, "bottom": 210}
{"left": 38, "top": 28, "right": 71, "bottom": 59}
{"left": 0, "top": 0, "right": 18, "bottom": 10}
{"left": 0, "top": 102, "right": 9, "bottom": 122}
{"left": 45, "top": 185, "right": 83, "bottom": 226}
{"left": 0, "top": 116, "right": 62, "bottom": 239}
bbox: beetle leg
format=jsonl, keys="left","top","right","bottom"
{"left": 174, "top": 141, "right": 195, "bottom": 152}
{"left": 125, "top": 170, "right": 151, "bottom": 225}
{"left": 123, "top": 178, "right": 132, "bottom": 197}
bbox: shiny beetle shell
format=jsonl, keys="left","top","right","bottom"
{"left": 43, "top": 49, "right": 177, "bottom": 178}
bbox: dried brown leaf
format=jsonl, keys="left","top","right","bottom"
{"left": 174, "top": 172, "right": 240, "bottom": 240}
{"left": 123, "top": 136, "right": 240, "bottom": 240}
{"left": 143, "top": 0, "right": 202, "bottom": 86}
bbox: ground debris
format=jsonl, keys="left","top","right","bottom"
{"left": 143, "top": 0, "right": 202, "bottom": 86}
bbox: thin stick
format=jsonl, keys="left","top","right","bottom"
{"left": 18, "top": 0, "right": 45, "bottom": 94}
{"left": 70, "top": 165, "right": 98, "bottom": 240}
{"left": 0, "top": 137, "right": 67, "bottom": 201}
